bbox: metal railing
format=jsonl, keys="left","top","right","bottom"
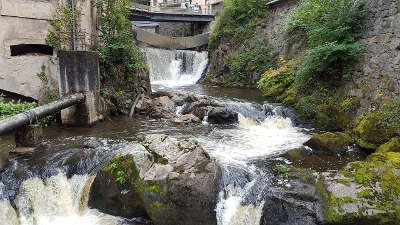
{"left": 130, "top": 2, "right": 215, "bottom": 15}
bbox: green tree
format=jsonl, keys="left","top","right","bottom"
{"left": 93, "top": 0, "right": 148, "bottom": 90}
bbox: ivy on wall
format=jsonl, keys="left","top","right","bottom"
{"left": 46, "top": 0, "right": 82, "bottom": 51}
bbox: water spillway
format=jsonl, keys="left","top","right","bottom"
{"left": 141, "top": 47, "right": 208, "bottom": 87}
{"left": 0, "top": 47, "right": 319, "bottom": 225}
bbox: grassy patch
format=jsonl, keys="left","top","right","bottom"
{"left": 0, "top": 96, "right": 36, "bottom": 120}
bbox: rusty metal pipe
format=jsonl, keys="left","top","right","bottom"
{"left": 0, "top": 93, "right": 85, "bottom": 135}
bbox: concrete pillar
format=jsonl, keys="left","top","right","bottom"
{"left": 0, "top": 134, "right": 13, "bottom": 172}
{"left": 15, "top": 124, "right": 43, "bottom": 147}
{"left": 58, "top": 51, "right": 103, "bottom": 126}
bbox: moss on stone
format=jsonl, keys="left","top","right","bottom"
{"left": 144, "top": 182, "right": 162, "bottom": 193}
{"left": 305, "top": 132, "right": 352, "bottom": 154}
{"left": 376, "top": 138, "right": 400, "bottom": 153}
{"left": 342, "top": 152, "right": 400, "bottom": 221}
{"left": 354, "top": 112, "right": 396, "bottom": 150}
{"left": 316, "top": 177, "right": 340, "bottom": 222}
{"left": 104, "top": 155, "right": 140, "bottom": 189}
{"left": 357, "top": 189, "right": 374, "bottom": 200}
{"left": 339, "top": 177, "right": 353, "bottom": 184}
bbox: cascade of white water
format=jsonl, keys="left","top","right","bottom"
{"left": 141, "top": 47, "right": 208, "bottom": 87}
{"left": 0, "top": 173, "right": 125, "bottom": 225}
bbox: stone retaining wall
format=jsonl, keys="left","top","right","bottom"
{"left": 262, "top": 0, "right": 400, "bottom": 110}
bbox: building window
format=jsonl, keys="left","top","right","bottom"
{"left": 10, "top": 44, "right": 53, "bottom": 56}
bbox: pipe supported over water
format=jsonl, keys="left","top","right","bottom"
{"left": 0, "top": 93, "right": 85, "bottom": 135}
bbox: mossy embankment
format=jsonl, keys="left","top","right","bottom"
{"left": 206, "top": 0, "right": 278, "bottom": 87}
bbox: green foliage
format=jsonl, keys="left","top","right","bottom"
{"left": 46, "top": 0, "right": 82, "bottom": 50}
{"left": 286, "top": 0, "right": 365, "bottom": 90}
{"left": 93, "top": 0, "right": 147, "bottom": 91}
{"left": 295, "top": 42, "right": 361, "bottom": 91}
{"left": 294, "top": 88, "right": 354, "bottom": 131}
{"left": 276, "top": 163, "right": 289, "bottom": 178}
{"left": 258, "top": 58, "right": 295, "bottom": 98}
{"left": 45, "top": 31, "right": 62, "bottom": 51}
{"left": 226, "top": 41, "right": 276, "bottom": 86}
{"left": 0, "top": 96, "right": 36, "bottom": 120}
{"left": 105, "top": 155, "right": 139, "bottom": 188}
{"left": 209, "top": 0, "right": 267, "bottom": 51}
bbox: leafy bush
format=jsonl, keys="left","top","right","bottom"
{"left": 226, "top": 41, "right": 276, "bottom": 86}
{"left": 93, "top": 0, "right": 148, "bottom": 91}
{"left": 46, "top": 0, "right": 82, "bottom": 51}
{"left": 286, "top": 0, "right": 365, "bottom": 90}
{"left": 0, "top": 97, "right": 36, "bottom": 120}
{"left": 294, "top": 88, "right": 356, "bottom": 131}
{"left": 295, "top": 42, "right": 361, "bottom": 91}
{"left": 258, "top": 58, "right": 295, "bottom": 98}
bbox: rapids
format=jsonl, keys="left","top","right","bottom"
{"left": 1, "top": 48, "right": 313, "bottom": 225}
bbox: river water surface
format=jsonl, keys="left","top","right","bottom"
{"left": 0, "top": 48, "right": 353, "bottom": 225}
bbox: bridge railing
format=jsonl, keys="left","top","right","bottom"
{"left": 130, "top": 2, "right": 215, "bottom": 15}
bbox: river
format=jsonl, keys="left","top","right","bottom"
{"left": 0, "top": 48, "right": 361, "bottom": 225}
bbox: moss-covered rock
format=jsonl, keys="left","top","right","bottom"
{"left": 376, "top": 138, "right": 400, "bottom": 153}
{"left": 304, "top": 132, "right": 353, "bottom": 154}
{"left": 354, "top": 112, "right": 396, "bottom": 150}
{"left": 89, "top": 135, "right": 221, "bottom": 225}
{"left": 317, "top": 152, "right": 400, "bottom": 224}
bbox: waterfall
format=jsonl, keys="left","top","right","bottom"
{"left": 196, "top": 103, "right": 311, "bottom": 225}
{"left": 0, "top": 173, "right": 126, "bottom": 225}
{"left": 141, "top": 47, "right": 208, "bottom": 87}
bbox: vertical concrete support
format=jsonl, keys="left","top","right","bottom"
{"left": 15, "top": 124, "right": 43, "bottom": 147}
{"left": 58, "top": 51, "right": 103, "bottom": 126}
{"left": 0, "top": 134, "right": 13, "bottom": 172}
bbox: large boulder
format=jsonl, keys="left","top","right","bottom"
{"left": 376, "top": 138, "right": 400, "bottom": 153}
{"left": 134, "top": 92, "right": 239, "bottom": 124}
{"left": 207, "top": 107, "right": 239, "bottom": 124}
{"left": 304, "top": 132, "right": 353, "bottom": 155}
{"left": 353, "top": 112, "right": 395, "bottom": 150}
{"left": 89, "top": 135, "right": 221, "bottom": 225}
{"left": 260, "top": 168, "right": 324, "bottom": 225}
{"left": 316, "top": 151, "right": 400, "bottom": 224}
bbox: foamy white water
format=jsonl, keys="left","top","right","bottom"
{"left": 200, "top": 114, "right": 310, "bottom": 164}
{"left": 199, "top": 112, "right": 310, "bottom": 225}
{"left": 0, "top": 173, "right": 125, "bottom": 225}
{"left": 141, "top": 47, "right": 208, "bottom": 87}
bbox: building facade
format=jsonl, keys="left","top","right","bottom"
{"left": 0, "top": 0, "right": 97, "bottom": 101}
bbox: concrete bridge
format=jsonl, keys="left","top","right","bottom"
{"left": 129, "top": 3, "right": 215, "bottom": 23}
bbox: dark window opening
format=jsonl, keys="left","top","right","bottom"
{"left": 10, "top": 44, "right": 53, "bottom": 56}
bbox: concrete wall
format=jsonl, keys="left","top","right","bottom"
{"left": 135, "top": 27, "right": 209, "bottom": 49}
{"left": 58, "top": 51, "right": 102, "bottom": 125}
{"left": 158, "top": 22, "right": 208, "bottom": 37}
{"left": 0, "top": 0, "right": 97, "bottom": 100}
{"left": 261, "top": 0, "right": 400, "bottom": 111}
{"left": 0, "top": 0, "right": 58, "bottom": 100}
